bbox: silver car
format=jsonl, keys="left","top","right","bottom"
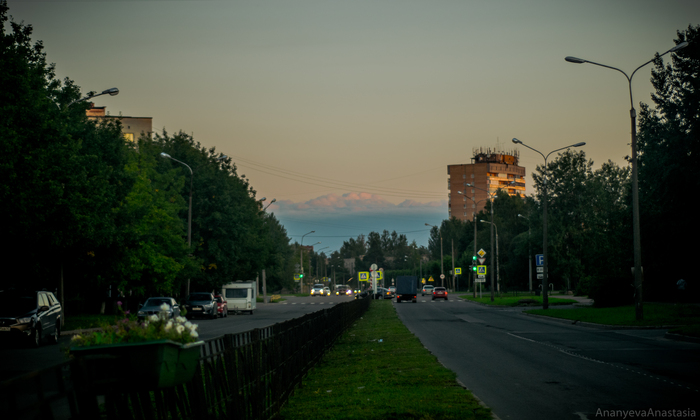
{"left": 137, "top": 297, "right": 181, "bottom": 320}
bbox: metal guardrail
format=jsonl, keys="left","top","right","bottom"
{"left": 0, "top": 297, "right": 370, "bottom": 420}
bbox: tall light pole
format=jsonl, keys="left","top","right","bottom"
{"left": 58, "top": 87, "right": 119, "bottom": 328}
{"left": 425, "top": 223, "right": 443, "bottom": 286}
{"left": 300, "top": 231, "right": 315, "bottom": 293}
{"left": 465, "top": 183, "right": 498, "bottom": 300}
{"left": 512, "top": 138, "right": 585, "bottom": 309}
{"left": 565, "top": 41, "right": 688, "bottom": 320}
{"left": 518, "top": 214, "right": 532, "bottom": 292}
{"left": 480, "top": 220, "right": 500, "bottom": 296}
{"left": 160, "top": 152, "right": 194, "bottom": 296}
{"left": 457, "top": 191, "right": 487, "bottom": 297}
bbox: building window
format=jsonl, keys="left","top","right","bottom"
{"left": 124, "top": 133, "right": 134, "bottom": 142}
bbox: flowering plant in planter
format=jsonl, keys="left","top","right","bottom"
{"left": 70, "top": 302, "right": 199, "bottom": 348}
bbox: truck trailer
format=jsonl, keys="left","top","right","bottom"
{"left": 395, "top": 276, "right": 417, "bottom": 303}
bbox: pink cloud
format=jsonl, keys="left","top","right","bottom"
{"left": 272, "top": 193, "right": 446, "bottom": 213}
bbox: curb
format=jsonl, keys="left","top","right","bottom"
{"left": 664, "top": 331, "right": 700, "bottom": 344}
{"left": 522, "top": 312, "right": 682, "bottom": 330}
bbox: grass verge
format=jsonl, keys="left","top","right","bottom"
{"left": 63, "top": 314, "right": 115, "bottom": 331}
{"left": 278, "top": 300, "right": 492, "bottom": 420}
{"left": 525, "top": 303, "right": 700, "bottom": 332}
{"left": 461, "top": 294, "right": 577, "bottom": 306}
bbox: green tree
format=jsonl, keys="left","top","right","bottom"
{"left": 637, "top": 25, "right": 700, "bottom": 299}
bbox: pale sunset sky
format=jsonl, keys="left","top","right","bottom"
{"left": 8, "top": 0, "right": 698, "bottom": 252}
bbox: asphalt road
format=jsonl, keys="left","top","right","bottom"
{"left": 394, "top": 297, "right": 700, "bottom": 420}
{"left": 0, "top": 294, "right": 353, "bottom": 381}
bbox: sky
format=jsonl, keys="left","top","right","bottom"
{"left": 7, "top": 0, "right": 698, "bottom": 254}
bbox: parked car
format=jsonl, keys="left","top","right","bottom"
{"left": 432, "top": 287, "right": 448, "bottom": 301}
{"left": 387, "top": 286, "right": 396, "bottom": 298}
{"left": 0, "top": 289, "right": 62, "bottom": 347}
{"left": 310, "top": 284, "right": 325, "bottom": 297}
{"left": 323, "top": 287, "right": 331, "bottom": 296}
{"left": 421, "top": 285, "right": 435, "bottom": 296}
{"left": 137, "top": 297, "right": 181, "bottom": 320}
{"left": 183, "top": 292, "right": 218, "bottom": 319}
{"left": 214, "top": 294, "right": 228, "bottom": 318}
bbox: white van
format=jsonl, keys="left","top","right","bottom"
{"left": 221, "top": 281, "right": 257, "bottom": 315}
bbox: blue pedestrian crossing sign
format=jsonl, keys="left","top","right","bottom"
{"left": 477, "top": 265, "right": 487, "bottom": 275}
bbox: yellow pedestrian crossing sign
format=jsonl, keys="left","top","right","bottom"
{"left": 455, "top": 267, "right": 462, "bottom": 275}
{"left": 359, "top": 272, "right": 370, "bottom": 281}
{"left": 375, "top": 270, "right": 383, "bottom": 280}
{"left": 477, "top": 266, "right": 487, "bottom": 275}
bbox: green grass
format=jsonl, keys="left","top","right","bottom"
{"left": 460, "top": 294, "right": 577, "bottom": 306}
{"left": 278, "top": 300, "right": 492, "bottom": 420}
{"left": 63, "top": 314, "right": 116, "bottom": 331}
{"left": 525, "top": 303, "right": 700, "bottom": 329}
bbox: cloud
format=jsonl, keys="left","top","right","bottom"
{"left": 270, "top": 192, "right": 446, "bottom": 213}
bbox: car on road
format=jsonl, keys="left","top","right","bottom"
{"left": 421, "top": 285, "right": 435, "bottom": 296}
{"left": 374, "top": 287, "right": 392, "bottom": 299}
{"left": 323, "top": 287, "right": 331, "bottom": 296}
{"left": 432, "top": 287, "right": 448, "bottom": 301}
{"left": 137, "top": 297, "right": 181, "bottom": 320}
{"left": 214, "top": 294, "right": 228, "bottom": 318}
{"left": 183, "top": 292, "right": 218, "bottom": 319}
{"left": 0, "top": 289, "right": 62, "bottom": 347}
{"left": 335, "top": 285, "right": 351, "bottom": 296}
{"left": 310, "top": 284, "right": 325, "bottom": 297}
{"left": 387, "top": 286, "right": 396, "bottom": 298}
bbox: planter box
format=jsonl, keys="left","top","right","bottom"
{"left": 71, "top": 339, "right": 203, "bottom": 391}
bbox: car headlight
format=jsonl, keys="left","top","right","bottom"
{"left": 16, "top": 317, "right": 32, "bottom": 325}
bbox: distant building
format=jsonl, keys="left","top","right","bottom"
{"left": 447, "top": 147, "right": 526, "bottom": 221}
{"left": 87, "top": 105, "right": 152, "bottom": 143}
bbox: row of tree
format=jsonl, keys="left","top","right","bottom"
{"left": 1, "top": 3, "right": 299, "bottom": 313}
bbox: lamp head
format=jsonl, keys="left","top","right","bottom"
{"left": 670, "top": 41, "right": 689, "bottom": 52}
{"left": 160, "top": 152, "right": 171, "bottom": 158}
{"left": 565, "top": 56, "right": 586, "bottom": 64}
{"left": 512, "top": 138, "right": 522, "bottom": 144}
{"left": 573, "top": 142, "right": 586, "bottom": 147}
{"left": 103, "top": 87, "right": 119, "bottom": 96}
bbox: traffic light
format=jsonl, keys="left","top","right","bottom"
{"left": 472, "top": 256, "right": 477, "bottom": 272}
{"left": 299, "top": 273, "right": 304, "bottom": 279}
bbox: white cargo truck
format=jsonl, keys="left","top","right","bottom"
{"left": 221, "top": 281, "right": 257, "bottom": 315}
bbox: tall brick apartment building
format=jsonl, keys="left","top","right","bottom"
{"left": 447, "top": 148, "right": 526, "bottom": 221}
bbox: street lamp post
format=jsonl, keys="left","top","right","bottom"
{"left": 465, "top": 183, "right": 498, "bottom": 300}
{"left": 512, "top": 138, "right": 585, "bottom": 309}
{"left": 480, "top": 220, "right": 499, "bottom": 296}
{"left": 457, "top": 191, "right": 487, "bottom": 297}
{"left": 565, "top": 41, "right": 688, "bottom": 320}
{"left": 263, "top": 198, "right": 277, "bottom": 211}
{"left": 425, "top": 223, "right": 443, "bottom": 286}
{"left": 160, "top": 152, "right": 194, "bottom": 297}
{"left": 300, "top": 231, "right": 315, "bottom": 293}
{"left": 518, "top": 214, "right": 532, "bottom": 292}
{"left": 58, "top": 87, "right": 119, "bottom": 328}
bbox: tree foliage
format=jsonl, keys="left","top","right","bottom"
{"left": 638, "top": 24, "right": 700, "bottom": 298}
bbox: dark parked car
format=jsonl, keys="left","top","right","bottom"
{"left": 0, "top": 290, "right": 62, "bottom": 347}
{"left": 137, "top": 297, "right": 181, "bottom": 320}
{"left": 184, "top": 292, "right": 217, "bottom": 319}
{"left": 432, "top": 287, "right": 448, "bottom": 301}
{"left": 214, "top": 294, "right": 228, "bottom": 318}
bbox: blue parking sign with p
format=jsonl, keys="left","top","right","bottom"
{"left": 536, "top": 254, "right": 544, "bottom": 266}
